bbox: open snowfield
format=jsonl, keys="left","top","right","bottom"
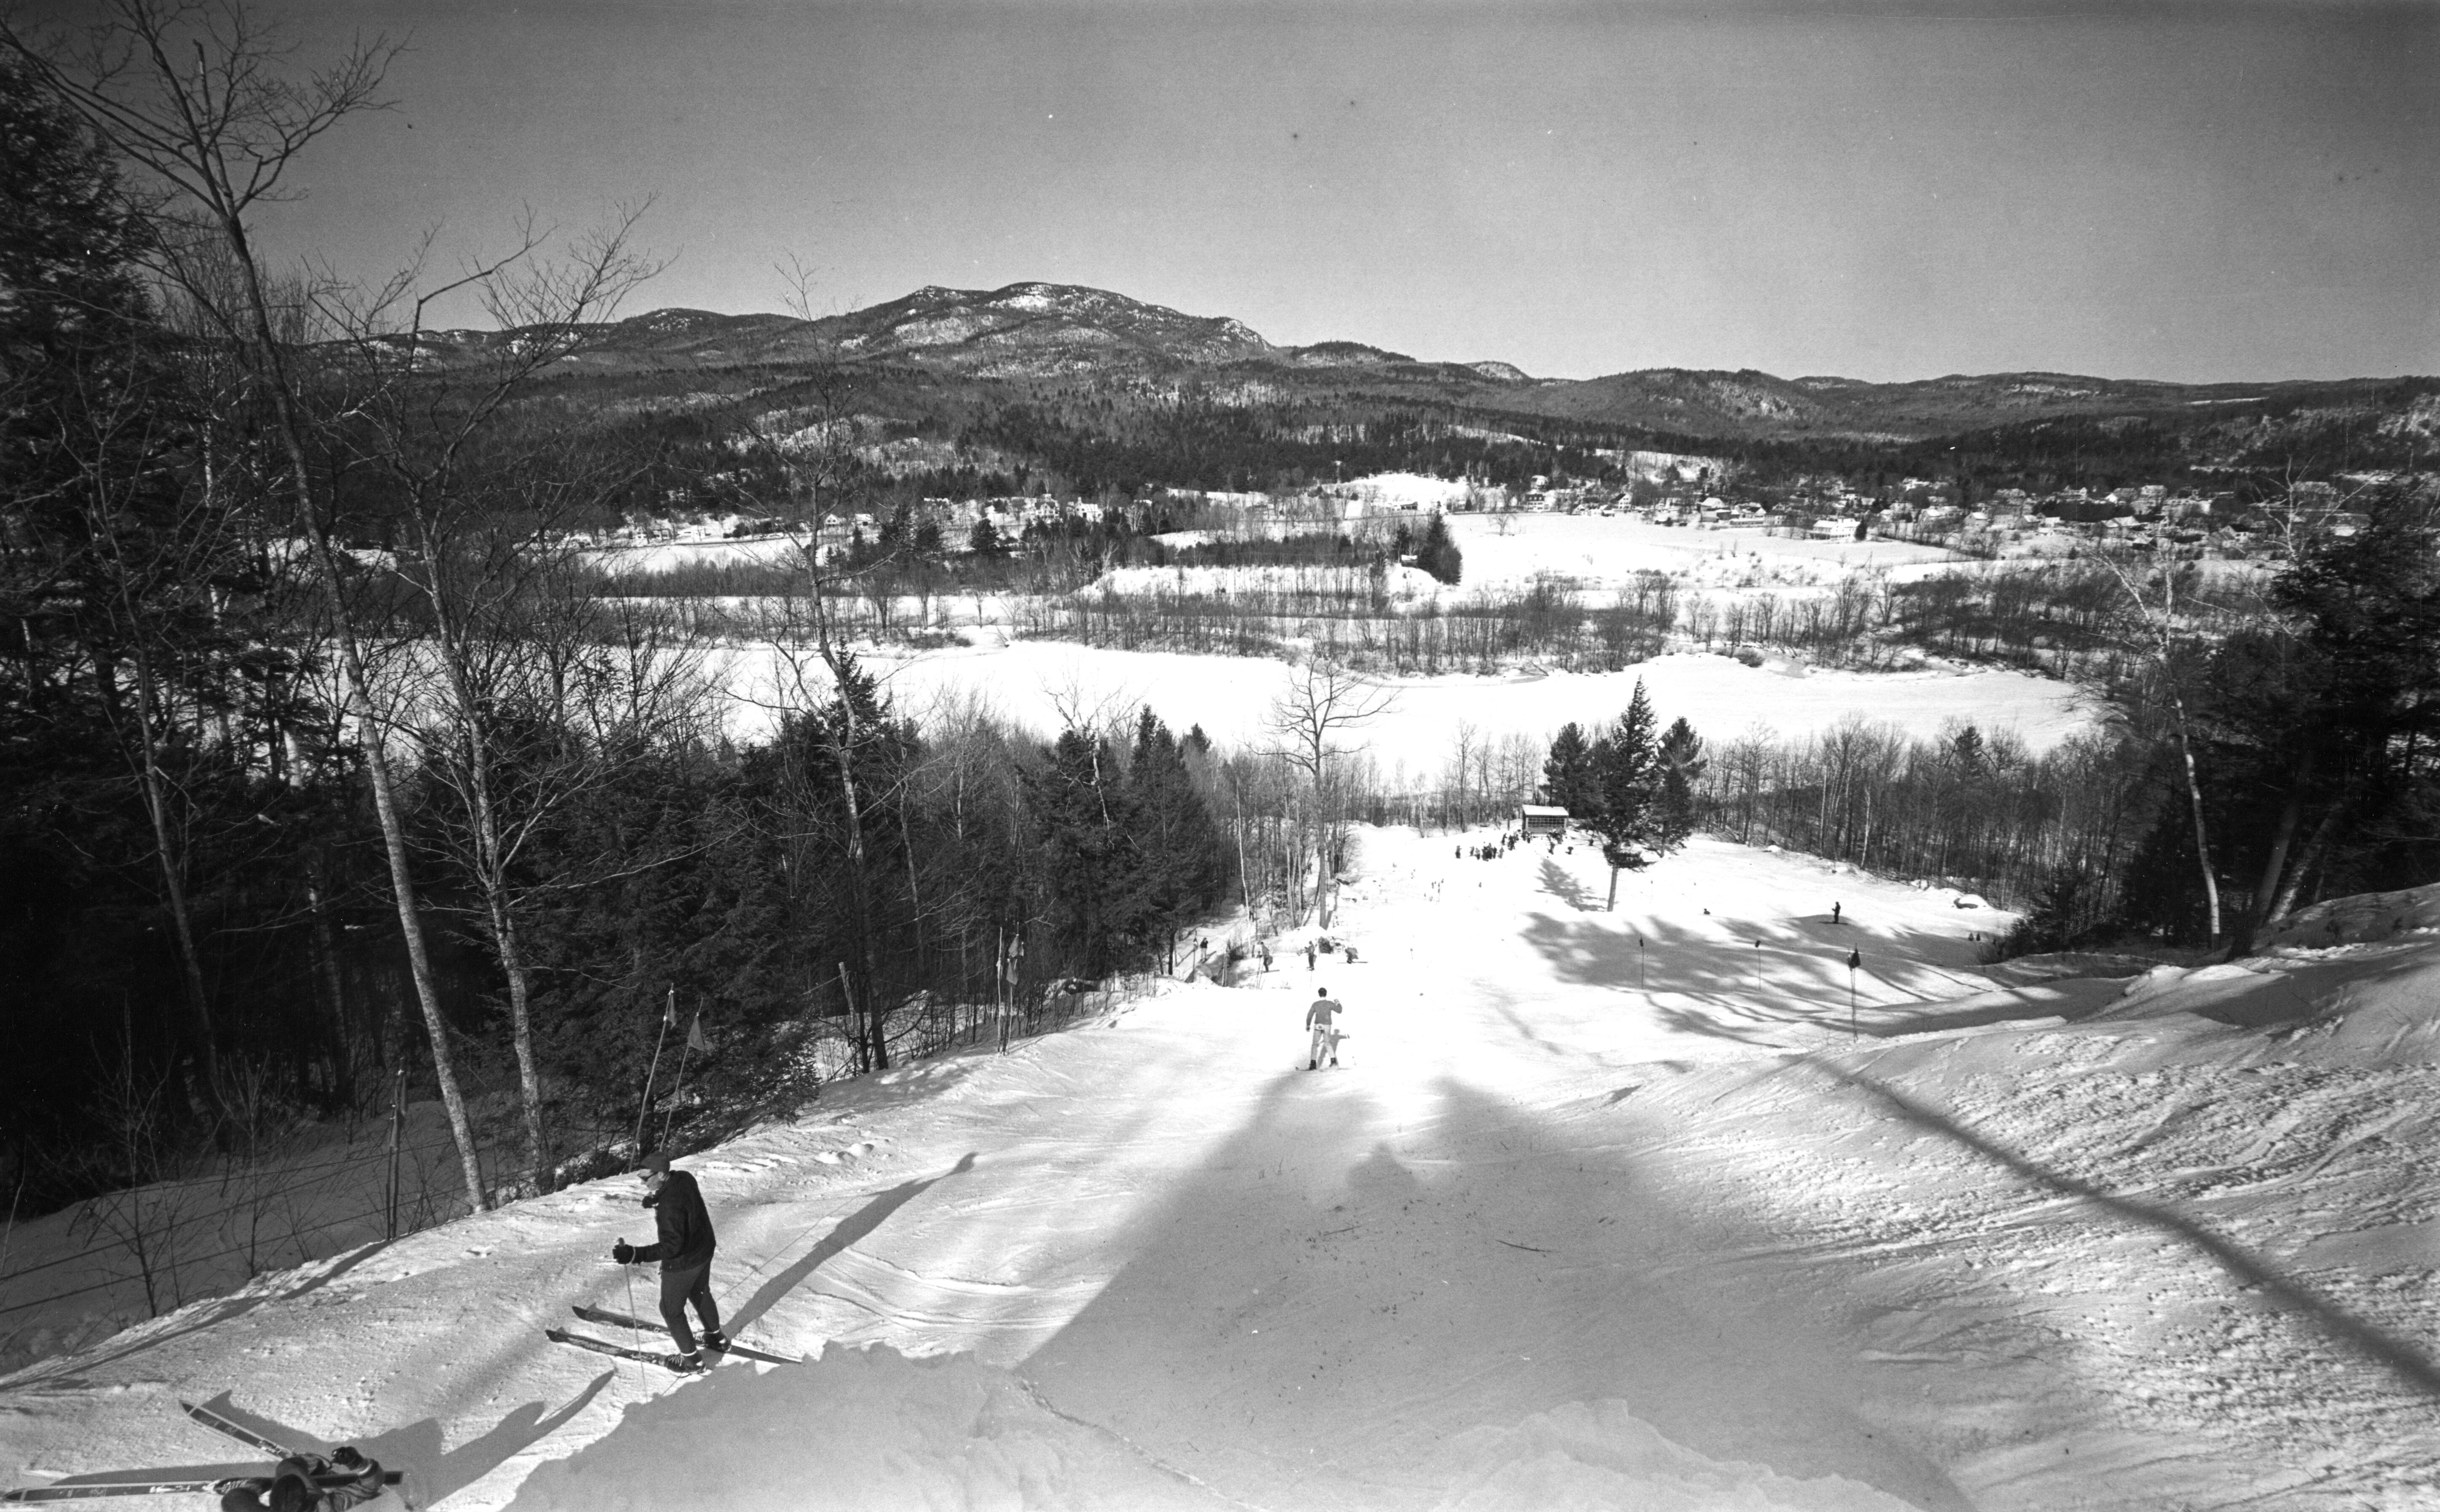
{"left": 579, "top": 535, "right": 799, "bottom": 576}
{"left": 1444, "top": 514, "right": 1965, "bottom": 592}
{"left": 709, "top": 641, "right": 2103, "bottom": 761}
{"left": 5, "top": 831, "right": 2435, "bottom": 1510}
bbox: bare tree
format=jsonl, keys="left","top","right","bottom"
{"left": 1265, "top": 660, "right": 1395, "bottom": 927}
{"left": 326, "top": 213, "right": 662, "bottom": 1195}
{"left": 2097, "top": 549, "right": 2222, "bottom": 942}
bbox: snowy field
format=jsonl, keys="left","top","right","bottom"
{"left": 709, "top": 641, "right": 2103, "bottom": 762}
{"left": 1444, "top": 513, "right": 1966, "bottom": 592}
{"left": 5, "top": 832, "right": 2436, "bottom": 1509}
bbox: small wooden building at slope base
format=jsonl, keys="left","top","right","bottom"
{"left": 1518, "top": 804, "right": 1569, "bottom": 837}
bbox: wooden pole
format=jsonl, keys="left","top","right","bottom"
{"left": 660, "top": 1012, "right": 700, "bottom": 1149}
{"left": 836, "top": 962, "right": 863, "bottom": 1074}
{"left": 385, "top": 1068, "right": 405, "bottom": 1241}
{"left": 631, "top": 986, "right": 674, "bottom": 1163}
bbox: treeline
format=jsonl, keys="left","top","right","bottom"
{"left": 1696, "top": 722, "right": 2158, "bottom": 930}
{"left": 1668, "top": 508, "right": 2440, "bottom": 954}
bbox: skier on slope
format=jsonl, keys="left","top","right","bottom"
{"left": 611, "top": 1151, "right": 730, "bottom": 1372}
{"left": 217, "top": 1449, "right": 385, "bottom": 1512}
{"left": 1305, "top": 987, "right": 1344, "bottom": 1070}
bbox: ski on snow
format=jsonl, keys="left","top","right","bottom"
{"left": 5, "top": 1478, "right": 252, "bottom": 1502}
{"left": 546, "top": 1326, "right": 728, "bottom": 1373}
{"left": 3, "top": 1472, "right": 399, "bottom": 1505}
{"left": 179, "top": 1401, "right": 404, "bottom": 1492}
{"left": 3, "top": 1405, "right": 403, "bottom": 1503}
{"left": 179, "top": 1401, "right": 293, "bottom": 1461}
{"left": 567, "top": 1306, "right": 796, "bottom": 1365}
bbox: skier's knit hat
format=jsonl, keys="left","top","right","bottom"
{"left": 641, "top": 1151, "right": 671, "bottom": 1175}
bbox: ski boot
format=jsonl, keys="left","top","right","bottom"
{"left": 665, "top": 1350, "right": 705, "bottom": 1373}
{"left": 702, "top": 1329, "right": 731, "bottom": 1353}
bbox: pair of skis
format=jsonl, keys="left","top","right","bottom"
{"left": 546, "top": 1305, "right": 795, "bottom": 1370}
{"left": 3, "top": 1401, "right": 406, "bottom": 1504}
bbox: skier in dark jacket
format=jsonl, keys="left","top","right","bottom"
{"left": 218, "top": 1449, "right": 385, "bottom": 1512}
{"left": 612, "top": 1152, "right": 728, "bottom": 1371}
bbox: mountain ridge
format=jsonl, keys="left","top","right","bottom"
{"left": 404, "top": 280, "right": 2436, "bottom": 453}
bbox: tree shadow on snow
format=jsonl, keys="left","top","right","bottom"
{"left": 1535, "top": 858, "right": 1601, "bottom": 912}
{"left": 23, "top": 1237, "right": 410, "bottom": 1390}
{"left": 1515, "top": 907, "right": 2061, "bottom": 1039}
{"left": 1016, "top": 1069, "right": 1973, "bottom": 1512}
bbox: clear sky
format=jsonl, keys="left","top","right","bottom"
{"left": 179, "top": 1, "right": 2440, "bottom": 381}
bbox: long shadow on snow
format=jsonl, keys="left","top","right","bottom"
{"left": 1823, "top": 1064, "right": 2440, "bottom": 1402}
{"left": 723, "top": 1152, "right": 978, "bottom": 1336}
{"left": 17, "top": 1235, "right": 412, "bottom": 1390}
{"left": 1016, "top": 1067, "right": 1972, "bottom": 1512}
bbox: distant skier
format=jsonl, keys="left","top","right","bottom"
{"left": 1305, "top": 942, "right": 1317, "bottom": 971}
{"left": 218, "top": 1448, "right": 385, "bottom": 1512}
{"left": 612, "top": 1151, "right": 729, "bottom": 1372}
{"left": 1305, "top": 987, "right": 1343, "bottom": 1070}
{"left": 1260, "top": 943, "right": 1274, "bottom": 972}
{"left": 1831, "top": 901, "right": 1842, "bottom": 925}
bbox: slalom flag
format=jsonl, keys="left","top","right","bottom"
{"left": 663, "top": 986, "right": 676, "bottom": 1028}
{"left": 686, "top": 1011, "right": 709, "bottom": 1054}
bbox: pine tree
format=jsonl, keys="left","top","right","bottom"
{"left": 1127, "top": 708, "right": 1228, "bottom": 961}
{"left": 1654, "top": 716, "right": 1706, "bottom": 850}
{"left": 1419, "top": 511, "right": 1464, "bottom": 585}
{"left": 1542, "top": 722, "right": 1598, "bottom": 817}
{"left": 1583, "top": 680, "right": 1666, "bottom": 907}
{"left": 1024, "top": 727, "right": 1147, "bottom": 980}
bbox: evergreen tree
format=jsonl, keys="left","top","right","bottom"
{"left": 1127, "top": 707, "right": 1229, "bottom": 958}
{"left": 1654, "top": 716, "right": 1706, "bottom": 849}
{"left": 1024, "top": 727, "right": 1147, "bottom": 980}
{"left": 1542, "top": 722, "right": 1598, "bottom": 816}
{"left": 1419, "top": 510, "right": 1464, "bottom": 585}
{"left": 1583, "top": 679, "right": 1666, "bottom": 906}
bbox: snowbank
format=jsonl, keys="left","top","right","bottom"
{"left": 504, "top": 1344, "right": 1232, "bottom": 1512}
{"left": 2258, "top": 882, "right": 2440, "bottom": 950}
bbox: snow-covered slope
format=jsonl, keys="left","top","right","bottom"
{"left": 4, "top": 842, "right": 2434, "bottom": 1510}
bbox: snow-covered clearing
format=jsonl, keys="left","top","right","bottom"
{"left": 6, "top": 832, "right": 2435, "bottom": 1509}
{"left": 1446, "top": 514, "right": 1964, "bottom": 593}
{"left": 710, "top": 641, "right": 2102, "bottom": 759}
{"left": 580, "top": 535, "right": 798, "bottom": 576}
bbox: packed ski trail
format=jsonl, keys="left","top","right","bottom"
{"left": 4, "top": 831, "right": 2436, "bottom": 1509}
